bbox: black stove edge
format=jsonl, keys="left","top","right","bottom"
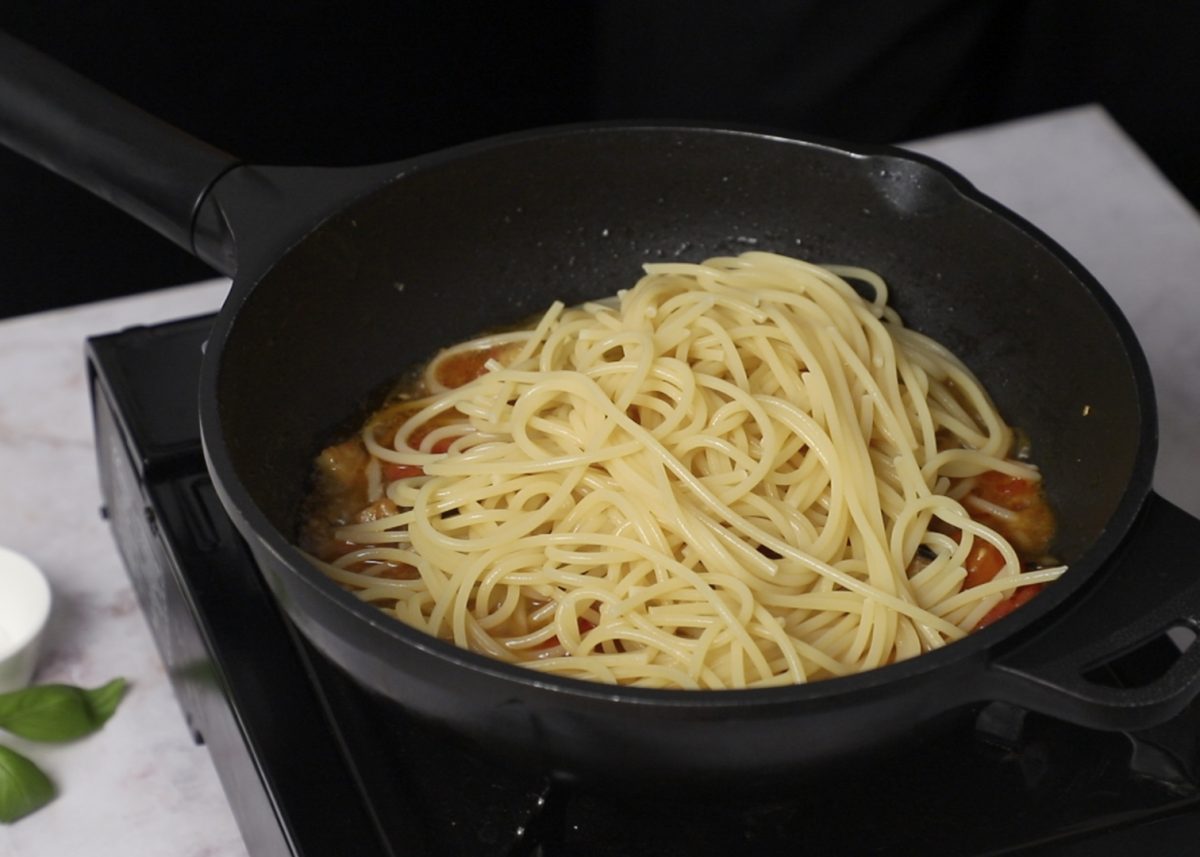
{"left": 88, "top": 323, "right": 395, "bottom": 857}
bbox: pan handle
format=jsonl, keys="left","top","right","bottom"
{"left": 0, "top": 31, "right": 240, "bottom": 271}
{"left": 985, "top": 492, "right": 1200, "bottom": 730}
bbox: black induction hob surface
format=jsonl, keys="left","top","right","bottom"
{"left": 87, "top": 314, "right": 1200, "bottom": 857}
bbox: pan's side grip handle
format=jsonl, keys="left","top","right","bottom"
{"left": 0, "top": 31, "right": 240, "bottom": 268}
{"left": 986, "top": 493, "right": 1200, "bottom": 730}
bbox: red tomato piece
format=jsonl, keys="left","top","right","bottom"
{"left": 976, "top": 583, "right": 1045, "bottom": 629}
{"left": 963, "top": 539, "right": 1006, "bottom": 588}
{"left": 383, "top": 462, "right": 424, "bottom": 480}
{"left": 435, "top": 345, "right": 508, "bottom": 389}
{"left": 968, "top": 470, "right": 1056, "bottom": 556}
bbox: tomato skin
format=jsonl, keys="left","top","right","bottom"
{"left": 974, "top": 470, "right": 1039, "bottom": 506}
{"left": 969, "top": 470, "right": 1055, "bottom": 556}
{"left": 436, "top": 345, "right": 508, "bottom": 389}
{"left": 963, "top": 539, "right": 1006, "bottom": 588}
{"left": 380, "top": 434, "right": 463, "bottom": 482}
{"left": 383, "top": 462, "right": 424, "bottom": 480}
{"left": 957, "top": 532, "right": 1042, "bottom": 629}
{"left": 977, "top": 584, "right": 1045, "bottom": 629}
{"left": 955, "top": 468, "right": 1057, "bottom": 629}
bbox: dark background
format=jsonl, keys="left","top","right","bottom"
{"left": 2, "top": 1, "right": 1197, "bottom": 318}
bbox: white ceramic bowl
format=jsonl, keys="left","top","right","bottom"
{"left": 0, "top": 546, "right": 52, "bottom": 693}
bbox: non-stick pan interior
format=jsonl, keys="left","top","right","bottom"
{"left": 215, "top": 126, "right": 1148, "bottom": 575}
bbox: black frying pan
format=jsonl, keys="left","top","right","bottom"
{"left": 4, "top": 32, "right": 1200, "bottom": 784}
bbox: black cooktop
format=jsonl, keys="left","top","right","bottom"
{"left": 86, "top": 314, "right": 1200, "bottom": 856}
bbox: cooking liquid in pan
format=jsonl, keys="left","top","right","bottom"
{"left": 298, "top": 252, "right": 1063, "bottom": 688}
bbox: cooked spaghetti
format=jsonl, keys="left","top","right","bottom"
{"left": 301, "top": 251, "right": 1064, "bottom": 689}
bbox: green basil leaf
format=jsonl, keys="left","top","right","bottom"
{"left": 0, "top": 744, "right": 55, "bottom": 823}
{"left": 0, "top": 678, "right": 128, "bottom": 742}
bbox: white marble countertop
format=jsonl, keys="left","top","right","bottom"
{"left": 0, "top": 104, "right": 1197, "bottom": 856}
